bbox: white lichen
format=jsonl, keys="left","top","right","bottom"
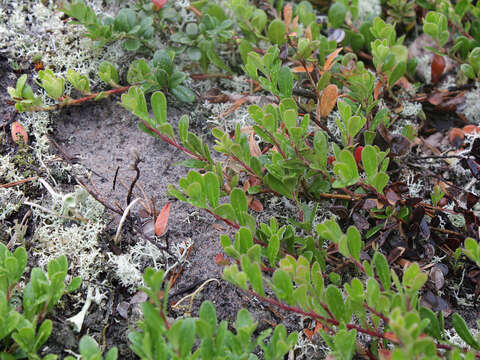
{"left": 108, "top": 237, "right": 193, "bottom": 292}
{"left": 460, "top": 85, "right": 480, "bottom": 124}
{"left": 357, "top": 0, "right": 381, "bottom": 22}
{"left": 29, "top": 184, "right": 106, "bottom": 281}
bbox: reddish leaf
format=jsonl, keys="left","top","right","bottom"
{"left": 154, "top": 202, "right": 171, "bottom": 236}
{"left": 11, "top": 121, "right": 28, "bottom": 144}
{"left": 320, "top": 84, "right": 338, "bottom": 118}
{"left": 383, "top": 332, "right": 399, "bottom": 343}
{"left": 431, "top": 54, "right": 445, "bottom": 84}
{"left": 249, "top": 198, "right": 264, "bottom": 212}
{"left": 327, "top": 155, "right": 336, "bottom": 166}
{"left": 354, "top": 146, "right": 363, "bottom": 164}
{"left": 152, "top": 0, "right": 168, "bottom": 9}
{"left": 215, "top": 253, "right": 230, "bottom": 266}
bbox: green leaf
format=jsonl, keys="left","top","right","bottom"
{"left": 267, "top": 234, "right": 280, "bottom": 267}
{"left": 204, "top": 172, "right": 219, "bottom": 208}
{"left": 272, "top": 269, "right": 294, "bottom": 305}
{"left": 347, "top": 226, "right": 362, "bottom": 262}
{"left": 452, "top": 313, "right": 480, "bottom": 350}
{"left": 334, "top": 329, "right": 357, "bottom": 360}
{"left": 372, "top": 173, "right": 389, "bottom": 194}
{"left": 264, "top": 174, "right": 293, "bottom": 199}
{"left": 326, "top": 285, "right": 346, "bottom": 322}
{"left": 214, "top": 204, "right": 236, "bottom": 222}
{"left": 230, "top": 188, "right": 247, "bottom": 220}
{"left": 153, "top": 50, "right": 174, "bottom": 75}
{"left": 388, "top": 61, "right": 406, "bottom": 86}
{"left": 267, "top": 19, "right": 286, "bottom": 45}
{"left": 278, "top": 67, "right": 293, "bottom": 98}
{"left": 328, "top": 2, "right": 347, "bottom": 28}
{"left": 171, "top": 85, "right": 195, "bottom": 103}
{"left": 151, "top": 91, "right": 167, "bottom": 125}
{"left": 420, "top": 307, "right": 442, "bottom": 339}
{"left": 187, "top": 182, "right": 206, "bottom": 208}
{"left": 461, "top": 64, "right": 476, "bottom": 79}
{"left": 179, "top": 318, "right": 195, "bottom": 357}
{"left": 66, "top": 277, "right": 82, "bottom": 293}
{"left": 333, "top": 150, "right": 359, "bottom": 187}
{"left": 35, "top": 319, "right": 52, "bottom": 351}
{"left": 124, "top": 39, "right": 141, "bottom": 51}
{"left": 373, "top": 252, "right": 390, "bottom": 291}
{"left": 362, "top": 145, "right": 377, "bottom": 178}
{"left": 178, "top": 115, "right": 189, "bottom": 145}
{"left": 241, "top": 255, "right": 264, "bottom": 296}
{"left": 98, "top": 61, "right": 119, "bottom": 86}
{"left": 187, "top": 47, "right": 202, "bottom": 61}
{"left": 205, "top": 41, "right": 232, "bottom": 73}
{"left": 239, "top": 40, "right": 254, "bottom": 65}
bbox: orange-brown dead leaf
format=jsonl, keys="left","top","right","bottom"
{"left": 374, "top": 80, "right": 383, "bottom": 100}
{"left": 283, "top": 4, "right": 292, "bottom": 32}
{"left": 11, "top": 121, "right": 28, "bottom": 144}
{"left": 154, "top": 202, "right": 171, "bottom": 236}
{"left": 304, "top": 321, "right": 323, "bottom": 342}
{"left": 291, "top": 16, "right": 299, "bottom": 32}
{"left": 320, "top": 84, "right": 338, "bottom": 118}
{"left": 292, "top": 64, "right": 315, "bottom": 73}
{"left": 305, "top": 26, "right": 312, "bottom": 42}
{"left": 324, "top": 47, "right": 343, "bottom": 71}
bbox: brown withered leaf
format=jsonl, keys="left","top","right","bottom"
{"left": 429, "top": 265, "right": 445, "bottom": 291}
{"left": 431, "top": 54, "right": 446, "bottom": 84}
{"left": 320, "top": 84, "right": 338, "bottom": 118}
{"left": 154, "top": 202, "right": 171, "bottom": 236}
{"left": 352, "top": 212, "right": 369, "bottom": 230}
{"left": 385, "top": 188, "right": 400, "bottom": 205}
